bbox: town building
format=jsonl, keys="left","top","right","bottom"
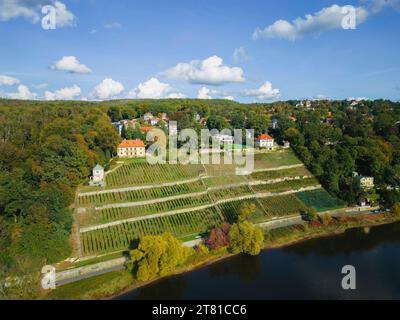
{"left": 212, "top": 134, "right": 234, "bottom": 146}
{"left": 150, "top": 117, "right": 160, "bottom": 126}
{"left": 256, "top": 134, "right": 274, "bottom": 150}
{"left": 353, "top": 172, "right": 375, "bottom": 189}
{"left": 117, "top": 139, "right": 146, "bottom": 158}
{"left": 272, "top": 118, "right": 279, "bottom": 129}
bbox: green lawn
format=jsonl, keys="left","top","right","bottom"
{"left": 295, "top": 189, "right": 346, "bottom": 212}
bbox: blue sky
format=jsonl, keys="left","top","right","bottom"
{"left": 0, "top": 0, "right": 399, "bottom": 102}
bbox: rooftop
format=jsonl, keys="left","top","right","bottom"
{"left": 258, "top": 134, "right": 273, "bottom": 140}
{"left": 118, "top": 139, "right": 145, "bottom": 148}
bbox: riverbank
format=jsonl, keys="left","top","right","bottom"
{"left": 45, "top": 213, "right": 400, "bottom": 300}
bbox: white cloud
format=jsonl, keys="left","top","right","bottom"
{"left": 44, "top": 85, "right": 81, "bottom": 100}
{"left": 253, "top": 4, "right": 369, "bottom": 40}
{"left": 0, "top": 75, "right": 20, "bottom": 86}
{"left": 223, "top": 96, "right": 235, "bottom": 101}
{"left": 104, "top": 22, "right": 121, "bottom": 29}
{"left": 52, "top": 56, "right": 92, "bottom": 74}
{"left": 244, "top": 82, "right": 280, "bottom": 100}
{"left": 0, "top": 1, "right": 75, "bottom": 27}
{"left": 197, "top": 87, "right": 214, "bottom": 99}
{"left": 127, "top": 77, "right": 184, "bottom": 99}
{"left": 92, "top": 78, "right": 124, "bottom": 100}
{"left": 7, "top": 84, "right": 37, "bottom": 100}
{"left": 161, "top": 55, "right": 245, "bottom": 85}
{"left": 233, "top": 47, "right": 248, "bottom": 63}
{"left": 53, "top": 1, "right": 75, "bottom": 27}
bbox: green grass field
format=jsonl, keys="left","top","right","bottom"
{"left": 295, "top": 189, "right": 346, "bottom": 212}
{"left": 253, "top": 151, "right": 302, "bottom": 170}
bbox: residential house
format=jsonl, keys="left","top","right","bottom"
{"left": 353, "top": 172, "right": 375, "bottom": 189}
{"left": 150, "top": 117, "right": 160, "bottom": 126}
{"left": 256, "top": 134, "right": 274, "bottom": 150}
{"left": 212, "top": 133, "right": 234, "bottom": 146}
{"left": 283, "top": 140, "right": 290, "bottom": 149}
{"left": 117, "top": 139, "right": 146, "bottom": 158}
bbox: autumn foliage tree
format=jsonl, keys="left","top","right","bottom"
{"left": 206, "top": 223, "right": 231, "bottom": 250}
{"left": 129, "top": 233, "right": 194, "bottom": 281}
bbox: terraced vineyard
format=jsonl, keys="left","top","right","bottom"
{"left": 75, "top": 150, "right": 343, "bottom": 256}
{"left": 210, "top": 185, "right": 254, "bottom": 201}
{"left": 106, "top": 162, "right": 205, "bottom": 187}
{"left": 218, "top": 199, "right": 266, "bottom": 223}
{"left": 253, "top": 152, "right": 302, "bottom": 170}
{"left": 79, "top": 194, "right": 211, "bottom": 227}
{"left": 78, "top": 180, "right": 206, "bottom": 206}
{"left": 258, "top": 194, "right": 308, "bottom": 217}
{"left": 202, "top": 175, "right": 248, "bottom": 188}
{"left": 80, "top": 207, "right": 223, "bottom": 255}
{"left": 250, "top": 166, "right": 311, "bottom": 181}
{"left": 251, "top": 177, "right": 319, "bottom": 194}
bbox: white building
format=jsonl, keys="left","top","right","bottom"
{"left": 89, "top": 164, "right": 105, "bottom": 187}
{"left": 212, "top": 134, "right": 234, "bottom": 145}
{"left": 117, "top": 139, "right": 146, "bottom": 158}
{"left": 256, "top": 134, "right": 274, "bottom": 150}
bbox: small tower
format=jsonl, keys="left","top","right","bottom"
{"left": 90, "top": 164, "right": 105, "bottom": 186}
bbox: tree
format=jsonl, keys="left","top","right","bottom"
{"left": 391, "top": 203, "right": 400, "bottom": 216}
{"left": 238, "top": 203, "right": 257, "bottom": 222}
{"left": 206, "top": 223, "right": 231, "bottom": 250}
{"left": 229, "top": 221, "right": 264, "bottom": 256}
{"left": 129, "top": 234, "right": 193, "bottom": 281}
{"left": 301, "top": 207, "right": 318, "bottom": 221}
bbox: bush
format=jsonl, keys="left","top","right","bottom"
{"left": 301, "top": 207, "right": 318, "bottom": 221}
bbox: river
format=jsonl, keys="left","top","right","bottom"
{"left": 116, "top": 222, "right": 400, "bottom": 300}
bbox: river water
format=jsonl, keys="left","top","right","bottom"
{"left": 116, "top": 222, "right": 400, "bottom": 300}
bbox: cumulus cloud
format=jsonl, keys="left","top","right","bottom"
{"left": 253, "top": 4, "right": 369, "bottom": 40}
{"left": 44, "top": 85, "right": 81, "bottom": 100}
{"left": 0, "top": 75, "right": 20, "bottom": 86}
{"left": 253, "top": 1, "right": 400, "bottom": 41}
{"left": 7, "top": 84, "right": 37, "bottom": 100}
{"left": 52, "top": 56, "right": 92, "bottom": 74}
{"left": 197, "top": 87, "right": 215, "bottom": 99}
{"left": 161, "top": 55, "right": 245, "bottom": 86}
{"left": 92, "top": 78, "right": 124, "bottom": 100}
{"left": 244, "top": 82, "right": 280, "bottom": 100}
{"left": 127, "top": 77, "right": 184, "bottom": 99}
{"left": 53, "top": 1, "right": 75, "bottom": 27}
{"left": 0, "top": 1, "right": 75, "bottom": 27}
{"left": 233, "top": 47, "right": 248, "bottom": 63}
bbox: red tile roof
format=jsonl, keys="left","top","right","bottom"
{"left": 140, "top": 126, "right": 155, "bottom": 132}
{"left": 257, "top": 134, "right": 273, "bottom": 140}
{"left": 118, "top": 139, "right": 145, "bottom": 148}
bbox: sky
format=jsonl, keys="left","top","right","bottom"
{"left": 0, "top": 0, "right": 399, "bottom": 102}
